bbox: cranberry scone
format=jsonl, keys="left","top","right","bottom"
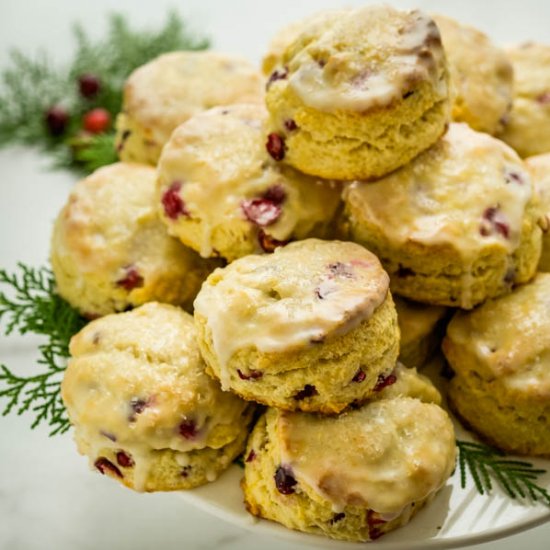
{"left": 194, "top": 239, "right": 399, "bottom": 413}
{"left": 51, "top": 162, "right": 214, "bottom": 317}
{"left": 243, "top": 393, "right": 455, "bottom": 542}
{"left": 62, "top": 303, "right": 254, "bottom": 491}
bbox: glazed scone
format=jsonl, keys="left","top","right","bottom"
{"left": 115, "top": 51, "right": 264, "bottom": 165}
{"left": 343, "top": 123, "right": 542, "bottom": 309}
{"left": 395, "top": 297, "right": 448, "bottom": 368}
{"left": 194, "top": 239, "right": 399, "bottom": 413}
{"left": 157, "top": 104, "right": 341, "bottom": 261}
{"left": 243, "top": 397, "right": 456, "bottom": 542}
{"left": 526, "top": 153, "right": 550, "bottom": 271}
{"left": 264, "top": 6, "right": 450, "bottom": 180}
{"left": 372, "top": 362, "right": 442, "bottom": 405}
{"left": 261, "top": 9, "right": 347, "bottom": 76}
{"left": 51, "top": 162, "right": 213, "bottom": 317}
{"left": 497, "top": 43, "right": 550, "bottom": 157}
{"left": 62, "top": 303, "right": 254, "bottom": 491}
{"left": 433, "top": 15, "right": 513, "bottom": 134}
{"left": 443, "top": 274, "right": 550, "bottom": 457}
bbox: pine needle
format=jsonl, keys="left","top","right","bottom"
{"left": 0, "top": 263, "right": 87, "bottom": 435}
{"left": 456, "top": 440, "right": 550, "bottom": 506}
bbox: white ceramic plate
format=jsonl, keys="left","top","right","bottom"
{"left": 182, "top": 363, "right": 550, "bottom": 549}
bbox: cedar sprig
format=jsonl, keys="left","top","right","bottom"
{"left": 0, "top": 11, "right": 208, "bottom": 171}
{"left": 457, "top": 440, "right": 550, "bottom": 506}
{"left": 0, "top": 263, "right": 87, "bottom": 435}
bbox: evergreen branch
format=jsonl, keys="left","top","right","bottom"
{"left": 457, "top": 440, "right": 550, "bottom": 506}
{"left": 0, "top": 11, "right": 208, "bottom": 172}
{"left": 0, "top": 263, "right": 87, "bottom": 435}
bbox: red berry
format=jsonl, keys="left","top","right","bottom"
{"left": 274, "top": 465, "right": 297, "bottom": 494}
{"left": 95, "top": 457, "right": 122, "bottom": 478}
{"left": 78, "top": 74, "right": 101, "bottom": 99}
{"left": 241, "top": 198, "right": 282, "bottom": 227}
{"left": 480, "top": 206, "right": 510, "bottom": 239}
{"left": 116, "top": 266, "right": 144, "bottom": 291}
{"left": 284, "top": 119, "right": 298, "bottom": 132}
{"left": 45, "top": 105, "right": 69, "bottom": 136}
{"left": 162, "top": 182, "right": 189, "bottom": 219}
{"left": 179, "top": 419, "right": 197, "bottom": 439}
{"left": 83, "top": 108, "right": 111, "bottom": 134}
{"left": 352, "top": 369, "right": 366, "bottom": 383}
{"left": 262, "top": 185, "right": 286, "bottom": 204}
{"left": 245, "top": 449, "right": 257, "bottom": 463}
{"left": 116, "top": 451, "right": 134, "bottom": 468}
{"left": 266, "top": 133, "right": 285, "bottom": 161}
{"left": 237, "top": 369, "right": 263, "bottom": 380}
{"left": 294, "top": 384, "right": 318, "bottom": 400}
{"left": 373, "top": 372, "right": 397, "bottom": 392}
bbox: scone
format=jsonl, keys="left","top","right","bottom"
{"left": 61, "top": 302, "right": 254, "bottom": 491}
{"left": 264, "top": 5, "right": 450, "bottom": 180}
{"left": 343, "top": 123, "right": 542, "bottom": 309}
{"left": 194, "top": 239, "right": 399, "bottom": 413}
{"left": 157, "top": 103, "right": 341, "bottom": 261}
{"left": 115, "top": 51, "right": 264, "bottom": 165}
{"left": 443, "top": 274, "right": 550, "bottom": 457}
{"left": 433, "top": 15, "right": 513, "bottom": 134}
{"left": 526, "top": 153, "right": 550, "bottom": 271}
{"left": 261, "top": 9, "right": 347, "bottom": 76}
{"left": 497, "top": 43, "right": 550, "bottom": 157}
{"left": 395, "top": 296, "right": 448, "bottom": 368}
{"left": 242, "top": 396, "right": 456, "bottom": 542}
{"left": 51, "top": 162, "right": 213, "bottom": 317}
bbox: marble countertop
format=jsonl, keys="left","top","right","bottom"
{"left": 0, "top": 1, "right": 549, "bottom": 548}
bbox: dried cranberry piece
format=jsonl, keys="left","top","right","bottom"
{"left": 116, "top": 451, "right": 134, "bottom": 468}
{"left": 116, "top": 266, "right": 144, "bottom": 291}
{"left": 274, "top": 465, "right": 297, "bottom": 494}
{"left": 128, "top": 397, "right": 148, "bottom": 421}
{"left": 367, "top": 510, "right": 386, "bottom": 540}
{"left": 352, "top": 369, "right": 366, "bottom": 383}
{"left": 480, "top": 206, "right": 510, "bottom": 239}
{"left": 284, "top": 119, "right": 298, "bottom": 132}
{"left": 373, "top": 372, "right": 397, "bottom": 392}
{"left": 241, "top": 198, "right": 282, "bottom": 227}
{"left": 237, "top": 369, "right": 263, "bottom": 380}
{"left": 266, "top": 67, "right": 288, "bottom": 88}
{"left": 537, "top": 92, "right": 550, "bottom": 104}
{"left": 266, "top": 133, "right": 285, "bottom": 161}
{"left": 162, "top": 182, "right": 189, "bottom": 220}
{"left": 179, "top": 419, "right": 197, "bottom": 439}
{"left": 245, "top": 449, "right": 257, "bottom": 463}
{"left": 504, "top": 169, "right": 525, "bottom": 185}
{"left": 258, "top": 230, "right": 288, "bottom": 252}
{"left": 294, "top": 384, "right": 318, "bottom": 400}
{"left": 262, "top": 184, "right": 286, "bottom": 205}
{"left": 95, "top": 457, "right": 123, "bottom": 478}
{"left": 329, "top": 512, "right": 346, "bottom": 525}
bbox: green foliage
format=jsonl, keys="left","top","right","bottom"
{"left": 0, "top": 11, "right": 208, "bottom": 172}
{"left": 0, "top": 264, "right": 87, "bottom": 435}
{"left": 457, "top": 440, "right": 550, "bottom": 505}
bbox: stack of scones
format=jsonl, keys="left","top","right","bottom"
{"left": 55, "top": 5, "right": 550, "bottom": 542}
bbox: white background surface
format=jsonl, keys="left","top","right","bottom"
{"left": 0, "top": 1, "right": 549, "bottom": 549}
